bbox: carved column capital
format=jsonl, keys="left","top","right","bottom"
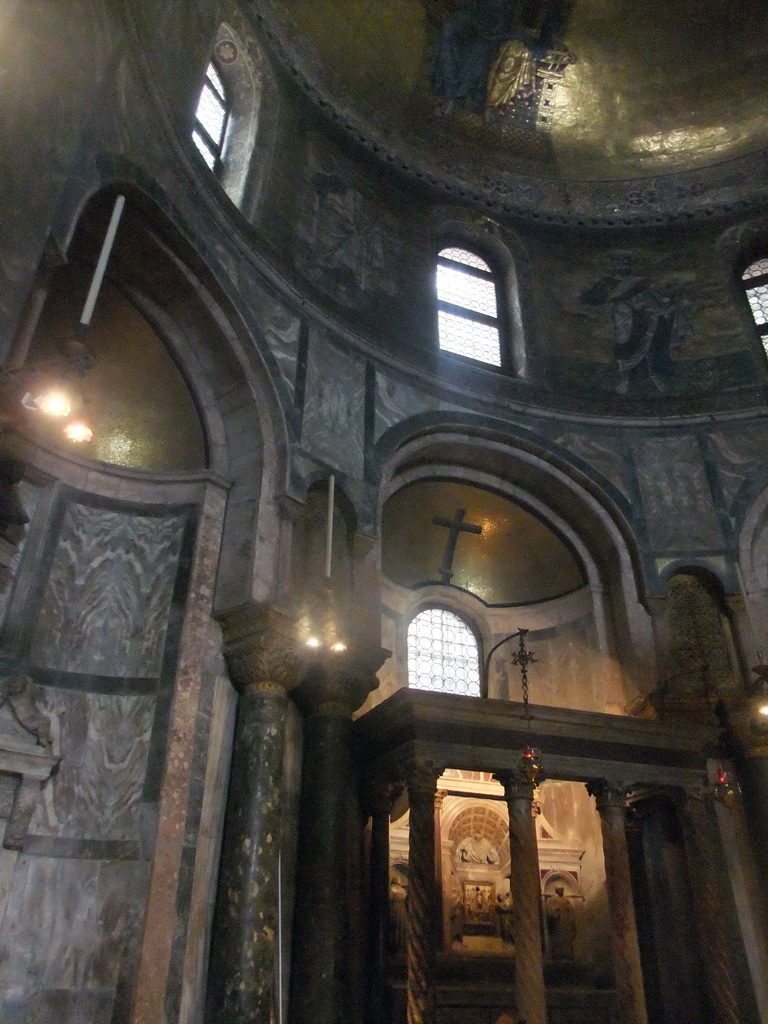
{"left": 587, "top": 779, "right": 633, "bottom": 814}
{"left": 218, "top": 603, "right": 305, "bottom": 695}
{"left": 493, "top": 769, "right": 535, "bottom": 803}
{"left": 297, "top": 642, "right": 390, "bottom": 718}
{"left": 366, "top": 778, "right": 402, "bottom": 819}
{"left": 403, "top": 759, "right": 441, "bottom": 802}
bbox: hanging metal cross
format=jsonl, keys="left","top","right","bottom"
{"left": 431, "top": 508, "right": 482, "bottom": 584}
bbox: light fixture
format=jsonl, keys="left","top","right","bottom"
{"left": 713, "top": 762, "right": 740, "bottom": 810}
{"left": 296, "top": 474, "right": 350, "bottom": 655}
{"left": 63, "top": 421, "right": 93, "bottom": 443}
{"left": 21, "top": 389, "right": 72, "bottom": 417}
{"left": 486, "top": 628, "right": 544, "bottom": 786}
{"left": 2, "top": 194, "right": 125, "bottom": 446}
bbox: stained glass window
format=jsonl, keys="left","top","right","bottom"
{"left": 436, "top": 248, "right": 502, "bottom": 367}
{"left": 742, "top": 258, "right": 768, "bottom": 358}
{"left": 192, "top": 62, "right": 229, "bottom": 171}
{"left": 407, "top": 607, "right": 482, "bottom": 697}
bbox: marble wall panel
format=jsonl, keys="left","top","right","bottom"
{"left": 633, "top": 435, "right": 722, "bottom": 550}
{"left": 496, "top": 613, "right": 608, "bottom": 713}
{"left": 375, "top": 372, "right": 439, "bottom": 442}
{"left": 30, "top": 692, "right": 154, "bottom": 842}
{"left": 551, "top": 432, "right": 629, "bottom": 501}
{"left": 244, "top": 276, "right": 301, "bottom": 399}
{"left": 0, "top": 854, "right": 149, "bottom": 1018}
{"left": 293, "top": 140, "right": 402, "bottom": 312}
{"left": 707, "top": 423, "right": 768, "bottom": 510}
{"left": 30, "top": 504, "right": 186, "bottom": 677}
{"left": 302, "top": 327, "right": 365, "bottom": 478}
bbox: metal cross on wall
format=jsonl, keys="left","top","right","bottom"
{"left": 431, "top": 508, "right": 482, "bottom": 584}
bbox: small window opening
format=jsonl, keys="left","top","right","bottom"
{"left": 742, "top": 257, "right": 768, "bottom": 359}
{"left": 436, "top": 247, "right": 501, "bottom": 367}
{"left": 192, "top": 62, "right": 229, "bottom": 172}
{"left": 407, "top": 607, "right": 482, "bottom": 697}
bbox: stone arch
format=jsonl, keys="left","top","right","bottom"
{"left": 18, "top": 177, "right": 293, "bottom": 611}
{"left": 376, "top": 427, "right": 655, "bottom": 712}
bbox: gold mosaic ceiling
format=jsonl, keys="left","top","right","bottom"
{"left": 277, "top": 0, "right": 767, "bottom": 181}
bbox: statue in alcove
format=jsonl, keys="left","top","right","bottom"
{"left": 545, "top": 885, "right": 576, "bottom": 961}
{"left": 456, "top": 832, "right": 501, "bottom": 864}
{"left": 495, "top": 890, "right": 515, "bottom": 943}
{"left": 388, "top": 874, "right": 408, "bottom": 954}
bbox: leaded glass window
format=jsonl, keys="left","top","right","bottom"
{"left": 192, "top": 62, "right": 229, "bottom": 172}
{"left": 436, "top": 247, "right": 502, "bottom": 367}
{"left": 407, "top": 607, "right": 482, "bottom": 697}
{"left": 742, "top": 258, "right": 768, "bottom": 358}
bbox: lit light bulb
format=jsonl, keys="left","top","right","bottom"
{"left": 759, "top": 704, "right": 768, "bottom": 717}
{"left": 21, "top": 390, "right": 72, "bottom": 417}
{"left": 36, "top": 390, "right": 72, "bottom": 417}
{"left": 330, "top": 641, "right": 347, "bottom": 653}
{"left": 305, "top": 636, "right": 321, "bottom": 648}
{"left": 63, "top": 421, "right": 93, "bottom": 443}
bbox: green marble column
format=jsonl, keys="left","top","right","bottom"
{"left": 207, "top": 605, "right": 303, "bottom": 1024}
{"left": 289, "top": 647, "right": 386, "bottom": 1024}
{"left": 495, "top": 770, "right": 547, "bottom": 1024}
{"left": 587, "top": 780, "right": 648, "bottom": 1024}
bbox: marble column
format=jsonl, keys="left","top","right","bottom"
{"left": 366, "top": 779, "right": 398, "bottom": 1024}
{"left": 289, "top": 646, "right": 386, "bottom": 1024}
{"left": 207, "top": 604, "right": 303, "bottom": 1024}
{"left": 495, "top": 770, "right": 547, "bottom": 1024}
{"left": 434, "top": 790, "right": 446, "bottom": 948}
{"left": 678, "top": 788, "right": 742, "bottom": 1024}
{"left": 404, "top": 760, "right": 441, "bottom": 1024}
{"left": 587, "top": 780, "right": 648, "bottom": 1024}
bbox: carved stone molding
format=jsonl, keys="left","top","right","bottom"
{"left": 218, "top": 602, "right": 305, "bottom": 694}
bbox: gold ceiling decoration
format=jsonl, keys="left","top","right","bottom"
{"left": 382, "top": 481, "right": 584, "bottom": 606}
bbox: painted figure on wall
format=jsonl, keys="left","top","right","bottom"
{"left": 581, "top": 258, "right": 695, "bottom": 394}
{"left": 429, "top": 0, "right": 575, "bottom": 130}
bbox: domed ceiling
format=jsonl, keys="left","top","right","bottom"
{"left": 267, "top": 0, "right": 767, "bottom": 207}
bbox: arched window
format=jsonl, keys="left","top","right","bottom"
{"left": 742, "top": 257, "right": 768, "bottom": 357}
{"left": 407, "top": 607, "right": 482, "bottom": 697}
{"left": 192, "top": 61, "right": 229, "bottom": 173}
{"left": 436, "top": 247, "right": 502, "bottom": 367}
